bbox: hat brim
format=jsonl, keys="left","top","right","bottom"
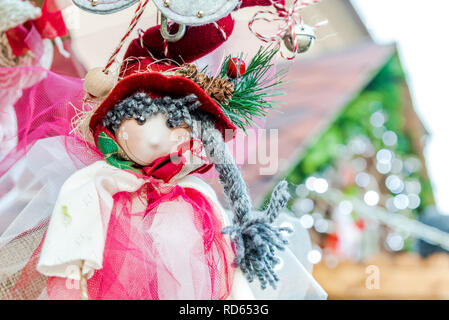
{"left": 89, "top": 72, "right": 237, "bottom": 142}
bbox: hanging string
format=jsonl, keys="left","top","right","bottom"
{"left": 103, "top": 0, "right": 150, "bottom": 74}
{"left": 163, "top": 39, "right": 169, "bottom": 58}
{"left": 213, "top": 22, "right": 229, "bottom": 41}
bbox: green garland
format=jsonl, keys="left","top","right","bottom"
{"left": 283, "top": 54, "right": 434, "bottom": 212}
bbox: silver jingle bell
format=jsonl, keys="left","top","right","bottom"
{"left": 283, "top": 24, "right": 316, "bottom": 54}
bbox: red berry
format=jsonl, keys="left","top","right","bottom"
{"left": 227, "top": 58, "right": 246, "bottom": 78}
{"left": 324, "top": 233, "right": 339, "bottom": 252}
{"left": 355, "top": 219, "right": 365, "bottom": 230}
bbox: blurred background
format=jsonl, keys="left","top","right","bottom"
{"left": 31, "top": 0, "right": 449, "bottom": 299}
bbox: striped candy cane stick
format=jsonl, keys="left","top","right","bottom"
{"left": 83, "top": 0, "right": 150, "bottom": 99}
{"left": 103, "top": 0, "right": 151, "bottom": 73}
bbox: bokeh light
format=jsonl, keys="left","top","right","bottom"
{"left": 299, "top": 214, "right": 314, "bottom": 229}
{"left": 364, "top": 191, "right": 380, "bottom": 206}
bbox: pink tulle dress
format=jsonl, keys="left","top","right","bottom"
{"left": 29, "top": 141, "right": 236, "bottom": 300}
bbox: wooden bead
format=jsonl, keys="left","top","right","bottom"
{"left": 83, "top": 67, "right": 115, "bottom": 98}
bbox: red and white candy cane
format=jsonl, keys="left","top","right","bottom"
{"left": 248, "top": 0, "right": 327, "bottom": 60}
{"left": 103, "top": 0, "right": 151, "bottom": 73}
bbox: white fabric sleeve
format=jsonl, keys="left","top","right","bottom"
{"left": 37, "top": 161, "right": 145, "bottom": 280}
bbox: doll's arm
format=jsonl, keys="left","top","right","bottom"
{"left": 37, "top": 162, "right": 108, "bottom": 280}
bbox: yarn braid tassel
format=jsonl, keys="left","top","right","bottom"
{"left": 222, "top": 181, "right": 292, "bottom": 289}
{"left": 198, "top": 115, "right": 292, "bottom": 290}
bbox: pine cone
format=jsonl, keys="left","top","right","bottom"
{"left": 207, "top": 78, "right": 234, "bottom": 105}
{"left": 175, "top": 63, "right": 198, "bottom": 79}
{"left": 175, "top": 64, "right": 234, "bottom": 105}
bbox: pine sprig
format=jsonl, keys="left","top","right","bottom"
{"left": 218, "top": 46, "right": 286, "bottom": 132}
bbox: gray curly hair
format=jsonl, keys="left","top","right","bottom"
{"left": 103, "top": 92, "right": 201, "bottom": 135}
{"left": 103, "top": 92, "right": 291, "bottom": 290}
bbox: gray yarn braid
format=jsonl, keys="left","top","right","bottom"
{"left": 104, "top": 93, "right": 291, "bottom": 289}
{"left": 195, "top": 113, "right": 292, "bottom": 289}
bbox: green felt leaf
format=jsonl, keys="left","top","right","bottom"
{"left": 96, "top": 131, "right": 140, "bottom": 173}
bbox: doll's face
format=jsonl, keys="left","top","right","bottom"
{"left": 115, "top": 113, "right": 191, "bottom": 166}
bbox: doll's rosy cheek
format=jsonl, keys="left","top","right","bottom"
{"left": 170, "top": 127, "right": 191, "bottom": 144}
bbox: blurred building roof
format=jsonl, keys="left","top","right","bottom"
{"left": 207, "top": 40, "right": 397, "bottom": 205}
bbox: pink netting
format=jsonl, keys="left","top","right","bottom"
{"left": 46, "top": 186, "right": 234, "bottom": 300}
{"left": 9, "top": 182, "right": 234, "bottom": 299}
{"left": 0, "top": 67, "right": 97, "bottom": 299}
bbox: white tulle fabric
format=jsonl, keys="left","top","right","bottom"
{"left": 0, "top": 136, "right": 327, "bottom": 300}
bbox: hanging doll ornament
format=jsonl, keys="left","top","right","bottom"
{"left": 27, "top": 0, "right": 301, "bottom": 297}
{"left": 249, "top": 0, "right": 328, "bottom": 59}
{"left": 35, "top": 40, "right": 295, "bottom": 299}
{"left": 0, "top": 0, "right": 328, "bottom": 301}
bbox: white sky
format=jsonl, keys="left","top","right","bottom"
{"left": 351, "top": 0, "right": 449, "bottom": 214}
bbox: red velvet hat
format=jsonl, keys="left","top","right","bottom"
{"left": 89, "top": 70, "right": 237, "bottom": 141}
{"left": 89, "top": 16, "right": 238, "bottom": 142}
{"left": 89, "top": 0, "right": 285, "bottom": 142}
